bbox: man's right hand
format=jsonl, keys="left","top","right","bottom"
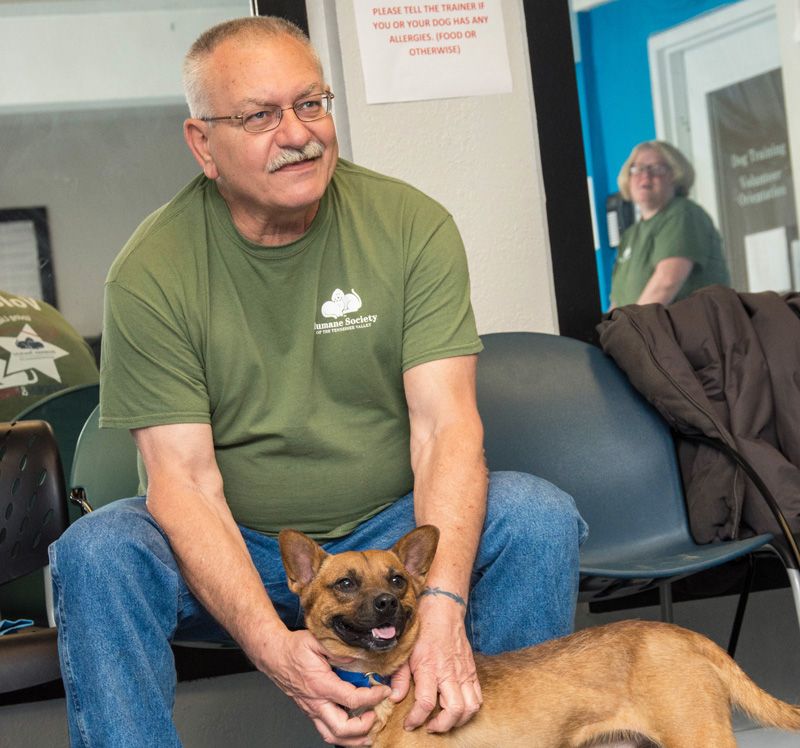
{"left": 259, "top": 628, "right": 391, "bottom": 746}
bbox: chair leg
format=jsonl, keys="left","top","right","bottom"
{"left": 762, "top": 541, "right": 800, "bottom": 641}
{"left": 726, "top": 554, "right": 755, "bottom": 659}
{"left": 659, "top": 580, "right": 673, "bottom": 623}
{"left": 44, "top": 565, "right": 56, "bottom": 628}
{"left": 786, "top": 567, "right": 800, "bottom": 635}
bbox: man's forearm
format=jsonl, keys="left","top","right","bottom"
{"left": 146, "top": 482, "right": 287, "bottom": 666}
{"left": 411, "top": 420, "right": 488, "bottom": 600}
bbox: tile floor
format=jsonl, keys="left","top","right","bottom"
{"left": 735, "top": 726, "right": 800, "bottom": 746}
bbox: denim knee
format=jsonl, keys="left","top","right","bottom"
{"left": 468, "top": 471, "right": 586, "bottom": 651}
{"left": 484, "top": 470, "right": 588, "bottom": 548}
{"left": 50, "top": 498, "right": 185, "bottom": 747}
{"left": 49, "top": 497, "right": 176, "bottom": 603}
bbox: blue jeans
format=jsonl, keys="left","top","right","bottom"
{"left": 50, "top": 471, "right": 587, "bottom": 747}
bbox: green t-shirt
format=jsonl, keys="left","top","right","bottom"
{"left": 100, "top": 159, "right": 482, "bottom": 538}
{"left": 610, "top": 196, "right": 731, "bottom": 307}
{"left": 0, "top": 291, "right": 99, "bottom": 420}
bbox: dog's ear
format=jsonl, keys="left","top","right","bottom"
{"left": 392, "top": 525, "right": 439, "bottom": 581}
{"left": 279, "top": 529, "right": 328, "bottom": 594}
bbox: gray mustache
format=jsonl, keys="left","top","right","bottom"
{"left": 267, "top": 141, "right": 325, "bottom": 173}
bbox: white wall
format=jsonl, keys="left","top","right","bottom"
{"left": 777, "top": 0, "right": 800, "bottom": 231}
{"left": 0, "top": 4, "right": 236, "bottom": 111}
{"left": 308, "top": 0, "right": 558, "bottom": 335}
{"left": 0, "top": 107, "right": 200, "bottom": 336}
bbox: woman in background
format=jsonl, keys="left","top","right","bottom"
{"left": 610, "top": 140, "right": 730, "bottom": 308}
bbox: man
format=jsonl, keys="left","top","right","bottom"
{"left": 0, "top": 289, "right": 98, "bottom": 420}
{"left": 50, "top": 16, "right": 586, "bottom": 747}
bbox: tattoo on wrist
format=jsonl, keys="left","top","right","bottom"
{"left": 419, "top": 586, "right": 466, "bottom": 608}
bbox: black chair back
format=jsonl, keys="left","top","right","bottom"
{"left": 1, "top": 420, "right": 68, "bottom": 586}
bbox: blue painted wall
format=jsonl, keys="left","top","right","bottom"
{"left": 576, "top": 0, "right": 739, "bottom": 308}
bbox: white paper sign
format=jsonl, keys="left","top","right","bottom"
{"left": 744, "top": 226, "right": 791, "bottom": 292}
{"left": 353, "top": 0, "right": 513, "bottom": 104}
{"left": 0, "top": 220, "right": 42, "bottom": 299}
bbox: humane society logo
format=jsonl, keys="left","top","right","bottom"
{"left": 0, "top": 323, "right": 69, "bottom": 389}
{"left": 314, "top": 288, "right": 377, "bottom": 335}
{"left": 322, "top": 288, "right": 362, "bottom": 319}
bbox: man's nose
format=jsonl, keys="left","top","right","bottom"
{"left": 273, "top": 108, "right": 314, "bottom": 146}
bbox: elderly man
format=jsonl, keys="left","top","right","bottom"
{"left": 50, "top": 16, "right": 586, "bottom": 747}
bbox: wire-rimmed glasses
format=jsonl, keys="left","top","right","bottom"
{"left": 201, "top": 92, "right": 334, "bottom": 133}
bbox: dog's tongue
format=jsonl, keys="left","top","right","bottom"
{"left": 371, "top": 625, "right": 396, "bottom": 640}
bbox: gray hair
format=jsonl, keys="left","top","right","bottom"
{"left": 617, "top": 140, "right": 695, "bottom": 201}
{"left": 182, "top": 16, "right": 323, "bottom": 118}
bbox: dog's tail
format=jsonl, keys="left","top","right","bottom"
{"left": 693, "top": 629, "right": 800, "bottom": 730}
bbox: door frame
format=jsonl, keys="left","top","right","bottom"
{"left": 648, "top": 0, "right": 778, "bottom": 223}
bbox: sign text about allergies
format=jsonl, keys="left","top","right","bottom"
{"left": 354, "top": 0, "right": 512, "bottom": 103}
{"left": 371, "top": 3, "right": 489, "bottom": 56}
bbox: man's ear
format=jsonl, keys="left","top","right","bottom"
{"left": 392, "top": 525, "right": 439, "bottom": 582}
{"left": 279, "top": 529, "right": 328, "bottom": 595}
{"left": 183, "top": 118, "right": 219, "bottom": 180}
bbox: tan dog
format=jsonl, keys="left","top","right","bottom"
{"left": 279, "top": 525, "right": 800, "bottom": 747}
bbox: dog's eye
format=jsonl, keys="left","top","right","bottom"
{"left": 389, "top": 574, "right": 407, "bottom": 590}
{"left": 334, "top": 577, "right": 356, "bottom": 592}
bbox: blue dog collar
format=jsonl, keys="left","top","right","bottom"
{"left": 333, "top": 666, "right": 391, "bottom": 688}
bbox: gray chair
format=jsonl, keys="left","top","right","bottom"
{"left": 475, "top": 332, "right": 776, "bottom": 639}
{"left": 68, "top": 403, "right": 139, "bottom": 512}
{"left": 15, "top": 382, "right": 100, "bottom": 520}
{"left": 0, "top": 420, "right": 69, "bottom": 697}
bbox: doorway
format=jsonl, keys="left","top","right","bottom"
{"left": 650, "top": 0, "right": 797, "bottom": 292}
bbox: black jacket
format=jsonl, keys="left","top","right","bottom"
{"left": 597, "top": 285, "right": 800, "bottom": 543}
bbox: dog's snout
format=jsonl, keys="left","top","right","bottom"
{"left": 373, "top": 593, "right": 398, "bottom": 615}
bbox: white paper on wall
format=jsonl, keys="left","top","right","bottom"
{"left": 791, "top": 239, "right": 800, "bottom": 290}
{"left": 0, "top": 220, "right": 42, "bottom": 299}
{"left": 744, "top": 225, "right": 791, "bottom": 292}
{"left": 353, "top": 0, "right": 513, "bottom": 104}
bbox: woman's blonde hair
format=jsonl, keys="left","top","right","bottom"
{"left": 617, "top": 140, "right": 695, "bottom": 201}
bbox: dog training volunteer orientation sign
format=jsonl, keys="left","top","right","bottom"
{"left": 353, "top": 0, "right": 512, "bottom": 103}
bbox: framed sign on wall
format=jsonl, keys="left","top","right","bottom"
{"left": 0, "top": 207, "right": 56, "bottom": 307}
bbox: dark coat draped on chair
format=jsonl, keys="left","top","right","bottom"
{"left": 598, "top": 285, "right": 800, "bottom": 544}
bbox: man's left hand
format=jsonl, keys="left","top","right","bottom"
{"left": 391, "top": 595, "right": 483, "bottom": 733}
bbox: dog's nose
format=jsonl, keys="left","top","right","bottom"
{"left": 373, "top": 593, "right": 398, "bottom": 615}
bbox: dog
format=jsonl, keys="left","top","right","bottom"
{"left": 279, "top": 525, "right": 800, "bottom": 747}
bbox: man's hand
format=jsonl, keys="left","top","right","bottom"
{"left": 262, "top": 629, "right": 391, "bottom": 746}
{"left": 392, "top": 596, "right": 482, "bottom": 733}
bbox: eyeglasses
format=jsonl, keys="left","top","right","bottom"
{"left": 200, "top": 92, "right": 334, "bottom": 133}
{"left": 629, "top": 163, "right": 671, "bottom": 178}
